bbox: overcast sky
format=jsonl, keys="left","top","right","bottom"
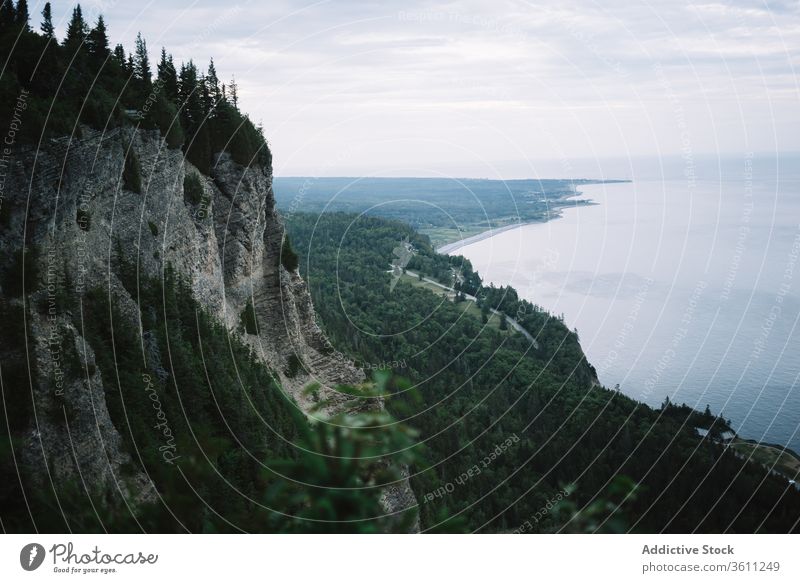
{"left": 46, "top": 0, "right": 800, "bottom": 178}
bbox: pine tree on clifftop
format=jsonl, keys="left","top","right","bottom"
{"left": 64, "top": 5, "right": 88, "bottom": 49}
{"left": 40, "top": 2, "right": 53, "bottom": 37}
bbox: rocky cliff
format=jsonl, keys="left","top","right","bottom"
{"left": 0, "top": 125, "right": 416, "bottom": 528}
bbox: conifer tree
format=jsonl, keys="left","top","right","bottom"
{"left": 14, "top": 0, "right": 28, "bottom": 31}
{"left": 0, "top": 6, "right": 269, "bottom": 171}
{"left": 133, "top": 32, "right": 152, "bottom": 87}
{"left": 87, "top": 16, "right": 109, "bottom": 61}
{"left": 179, "top": 60, "right": 202, "bottom": 124}
{"left": 229, "top": 74, "right": 238, "bottom": 109}
{"left": 200, "top": 74, "right": 212, "bottom": 116}
{"left": 112, "top": 43, "right": 127, "bottom": 69}
{"left": 0, "top": 0, "right": 16, "bottom": 31}
{"left": 206, "top": 58, "right": 221, "bottom": 108}
{"left": 157, "top": 48, "right": 178, "bottom": 103}
{"left": 178, "top": 60, "right": 211, "bottom": 172}
{"left": 65, "top": 4, "right": 88, "bottom": 48}
{"left": 40, "top": 2, "right": 53, "bottom": 37}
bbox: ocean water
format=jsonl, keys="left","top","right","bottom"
{"left": 456, "top": 168, "right": 800, "bottom": 452}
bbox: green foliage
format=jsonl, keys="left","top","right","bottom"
{"left": 177, "top": 63, "right": 270, "bottom": 172}
{"left": 273, "top": 177, "right": 607, "bottom": 248}
{"left": 280, "top": 234, "right": 299, "bottom": 272}
{"left": 240, "top": 300, "right": 258, "bottom": 335}
{"left": 264, "top": 377, "right": 421, "bottom": 532}
{"left": 148, "top": 220, "right": 158, "bottom": 236}
{"left": 183, "top": 171, "right": 204, "bottom": 205}
{"left": 0, "top": 259, "right": 422, "bottom": 532}
{"left": 286, "top": 211, "right": 800, "bottom": 533}
{"left": 554, "top": 477, "right": 639, "bottom": 534}
{"left": 284, "top": 354, "right": 302, "bottom": 378}
{"left": 142, "top": 93, "right": 184, "bottom": 149}
{"left": 40, "top": 3, "right": 54, "bottom": 38}
{"left": 68, "top": 266, "right": 301, "bottom": 532}
{"left": 123, "top": 148, "right": 141, "bottom": 193}
{"left": 222, "top": 107, "right": 271, "bottom": 168}
{"left": 0, "top": 7, "right": 269, "bottom": 171}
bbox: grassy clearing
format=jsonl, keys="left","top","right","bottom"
{"left": 730, "top": 439, "right": 800, "bottom": 479}
{"left": 418, "top": 226, "right": 486, "bottom": 249}
{"left": 398, "top": 273, "right": 511, "bottom": 333}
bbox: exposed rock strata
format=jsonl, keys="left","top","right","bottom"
{"left": 1, "top": 126, "right": 417, "bottom": 529}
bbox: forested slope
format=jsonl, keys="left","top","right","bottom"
{"left": 287, "top": 212, "right": 800, "bottom": 533}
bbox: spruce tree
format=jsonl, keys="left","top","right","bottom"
{"left": 133, "top": 32, "right": 152, "bottom": 88}
{"left": 200, "top": 74, "right": 212, "bottom": 116}
{"left": 112, "top": 43, "right": 127, "bottom": 70}
{"left": 178, "top": 61, "right": 211, "bottom": 172}
{"left": 178, "top": 61, "right": 201, "bottom": 124}
{"left": 0, "top": 0, "right": 16, "bottom": 31}
{"left": 14, "top": 0, "right": 28, "bottom": 31}
{"left": 65, "top": 4, "right": 88, "bottom": 48}
{"left": 40, "top": 2, "right": 53, "bottom": 37}
{"left": 87, "top": 16, "right": 109, "bottom": 61}
{"left": 157, "top": 48, "right": 178, "bottom": 103}
{"left": 206, "top": 58, "right": 221, "bottom": 108}
{"left": 229, "top": 75, "right": 238, "bottom": 109}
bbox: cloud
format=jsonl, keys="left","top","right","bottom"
{"left": 55, "top": 0, "right": 800, "bottom": 176}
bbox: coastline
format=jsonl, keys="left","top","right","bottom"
{"left": 436, "top": 222, "right": 530, "bottom": 254}
{"left": 436, "top": 196, "right": 596, "bottom": 255}
{"left": 435, "top": 180, "right": 800, "bottom": 459}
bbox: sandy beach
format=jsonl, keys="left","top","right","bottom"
{"left": 435, "top": 193, "right": 600, "bottom": 254}
{"left": 436, "top": 223, "right": 531, "bottom": 254}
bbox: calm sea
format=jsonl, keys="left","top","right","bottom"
{"left": 456, "top": 166, "right": 800, "bottom": 451}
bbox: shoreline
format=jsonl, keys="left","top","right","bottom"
{"left": 436, "top": 196, "right": 596, "bottom": 255}
{"left": 436, "top": 222, "right": 531, "bottom": 254}
{"left": 433, "top": 182, "right": 800, "bottom": 460}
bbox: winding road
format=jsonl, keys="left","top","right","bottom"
{"left": 403, "top": 269, "right": 539, "bottom": 349}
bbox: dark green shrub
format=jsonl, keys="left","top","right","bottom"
{"left": 285, "top": 354, "right": 302, "bottom": 378}
{"left": 240, "top": 300, "right": 258, "bottom": 335}
{"left": 148, "top": 221, "right": 158, "bottom": 236}
{"left": 281, "top": 235, "right": 298, "bottom": 272}
{"left": 123, "top": 148, "right": 141, "bottom": 193}
{"left": 144, "top": 94, "right": 184, "bottom": 149}
{"left": 185, "top": 125, "right": 211, "bottom": 175}
{"left": 183, "top": 172, "right": 204, "bottom": 205}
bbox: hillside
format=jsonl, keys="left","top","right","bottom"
{"left": 0, "top": 3, "right": 417, "bottom": 533}
{"left": 286, "top": 211, "right": 800, "bottom": 532}
{"left": 273, "top": 176, "right": 613, "bottom": 248}
{"left": 2, "top": 2, "right": 798, "bottom": 534}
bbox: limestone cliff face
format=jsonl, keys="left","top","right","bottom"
{"left": 1, "top": 126, "right": 415, "bottom": 525}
